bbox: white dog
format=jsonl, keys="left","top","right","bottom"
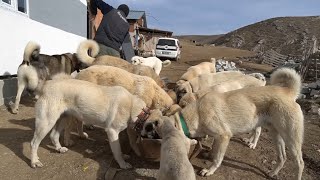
{"left": 176, "top": 58, "right": 216, "bottom": 86}
{"left": 30, "top": 74, "right": 147, "bottom": 169}
{"left": 131, "top": 56, "right": 171, "bottom": 75}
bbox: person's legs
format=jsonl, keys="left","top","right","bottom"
{"left": 96, "top": 43, "right": 120, "bottom": 58}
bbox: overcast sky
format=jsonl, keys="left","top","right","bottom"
{"left": 102, "top": 0, "right": 320, "bottom": 35}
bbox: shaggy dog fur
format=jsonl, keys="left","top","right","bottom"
{"left": 176, "top": 58, "right": 216, "bottom": 86}
{"left": 30, "top": 74, "right": 146, "bottom": 169}
{"left": 143, "top": 68, "right": 304, "bottom": 180}
{"left": 76, "top": 40, "right": 165, "bottom": 88}
{"left": 11, "top": 41, "right": 81, "bottom": 114}
{"left": 131, "top": 56, "right": 171, "bottom": 75}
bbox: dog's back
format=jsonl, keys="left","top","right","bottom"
{"left": 76, "top": 65, "right": 173, "bottom": 110}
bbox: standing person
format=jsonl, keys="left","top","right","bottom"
{"left": 89, "top": 0, "right": 135, "bottom": 61}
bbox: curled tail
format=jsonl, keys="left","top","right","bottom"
{"left": 23, "top": 41, "right": 40, "bottom": 65}
{"left": 270, "top": 68, "right": 301, "bottom": 99}
{"left": 162, "top": 60, "right": 171, "bottom": 67}
{"left": 76, "top": 40, "right": 99, "bottom": 66}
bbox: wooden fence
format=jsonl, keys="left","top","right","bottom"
{"left": 301, "top": 52, "right": 320, "bottom": 81}
{"left": 261, "top": 49, "right": 289, "bottom": 67}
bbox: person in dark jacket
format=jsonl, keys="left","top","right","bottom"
{"left": 89, "top": 0, "right": 134, "bottom": 61}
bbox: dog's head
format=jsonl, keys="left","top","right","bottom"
{"left": 176, "top": 81, "right": 192, "bottom": 102}
{"left": 141, "top": 109, "right": 180, "bottom": 137}
{"left": 131, "top": 56, "right": 143, "bottom": 65}
{"left": 141, "top": 109, "right": 164, "bottom": 138}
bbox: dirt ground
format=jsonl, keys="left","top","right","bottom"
{"left": 0, "top": 41, "right": 319, "bottom": 180}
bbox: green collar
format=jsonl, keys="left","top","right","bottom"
{"left": 179, "top": 112, "right": 190, "bottom": 137}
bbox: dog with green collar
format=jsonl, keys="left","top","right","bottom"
{"left": 141, "top": 68, "right": 304, "bottom": 180}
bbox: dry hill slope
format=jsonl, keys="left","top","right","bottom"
{"left": 213, "top": 16, "right": 320, "bottom": 56}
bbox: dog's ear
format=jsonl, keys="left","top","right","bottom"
{"left": 172, "top": 112, "right": 183, "bottom": 131}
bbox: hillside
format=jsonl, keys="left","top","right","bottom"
{"left": 213, "top": 16, "right": 320, "bottom": 56}
{"left": 175, "top": 34, "right": 223, "bottom": 45}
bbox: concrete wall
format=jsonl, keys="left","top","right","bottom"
{"left": 29, "top": 0, "right": 87, "bottom": 37}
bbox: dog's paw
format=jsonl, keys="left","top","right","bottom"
{"left": 58, "top": 147, "right": 69, "bottom": 153}
{"left": 242, "top": 137, "right": 251, "bottom": 144}
{"left": 248, "top": 142, "right": 257, "bottom": 149}
{"left": 268, "top": 170, "right": 279, "bottom": 179}
{"left": 31, "top": 160, "right": 44, "bottom": 168}
{"left": 199, "top": 168, "right": 214, "bottom": 177}
{"left": 119, "top": 162, "right": 132, "bottom": 169}
{"left": 80, "top": 132, "right": 89, "bottom": 139}
{"left": 11, "top": 107, "right": 19, "bottom": 114}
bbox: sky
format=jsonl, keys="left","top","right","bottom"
{"left": 100, "top": 0, "right": 320, "bottom": 35}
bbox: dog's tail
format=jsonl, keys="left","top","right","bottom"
{"left": 77, "top": 40, "right": 100, "bottom": 66}
{"left": 23, "top": 41, "right": 40, "bottom": 65}
{"left": 270, "top": 68, "right": 301, "bottom": 99}
{"left": 162, "top": 60, "right": 171, "bottom": 67}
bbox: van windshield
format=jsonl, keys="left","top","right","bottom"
{"left": 157, "top": 39, "right": 176, "bottom": 46}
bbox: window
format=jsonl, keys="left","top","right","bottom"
{"left": 1, "top": 0, "right": 28, "bottom": 14}
{"left": 17, "top": 0, "right": 26, "bottom": 13}
{"left": 2, "top": 0, "right": 12, "bottom": 5}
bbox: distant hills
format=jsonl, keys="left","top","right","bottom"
{"left": 176, "top": 16, "right": 320, "bottom": 57}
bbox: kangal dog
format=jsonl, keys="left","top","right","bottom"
{"left": 76, "top": 40, "right": 165, "bottom": 88}
{"left": 154, "top": 116, "right": 197, "bottom": 180}
{"left": 176, "top": 58, "right": 216, "bottom": 85}
{"left": 11, "top": 41, "right": 82, "bottom": 114}
{"left": 30, "top": 74, "right": 146, "bottom": 169}
{"left": 179, "top": 73, "right": 266, "bottom": 149}
{"left": 131, "top": 56, "right": 171, "bottom": 75}
{"left": 143, "top": 68, "right": 304, "bottom": 180}
{"left": 176, "top": 71, "right": 244, "bottom": 100}
{"left": 75, "top": 65, "right": 177, "bottom": 156}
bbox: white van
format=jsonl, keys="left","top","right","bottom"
{"left": 155, "top": 37, "right": 181, "bottom": 61}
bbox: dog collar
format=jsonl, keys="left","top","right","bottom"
{"left": 179, "top": 112, "right": 190, "bottom": 137}
{"left": 133, "top": 107, "right": 150, "bottom": 133}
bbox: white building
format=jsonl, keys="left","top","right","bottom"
{"left": 0, "top": 0, "right": 87, "bottom": 105}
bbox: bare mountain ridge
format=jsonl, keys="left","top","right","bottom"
{"left": 177, "top": 16, "right": 320, "bottom": 57}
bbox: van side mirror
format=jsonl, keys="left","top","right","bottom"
{"left": 179, "top": 45, "right": 182, "bottom": 48}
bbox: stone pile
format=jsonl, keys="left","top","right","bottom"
{"left": 216, "top": 59, "right": 239, "bottom": 72}
{"left": 300, "top": 80, "right": 320, "bottom": 99}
